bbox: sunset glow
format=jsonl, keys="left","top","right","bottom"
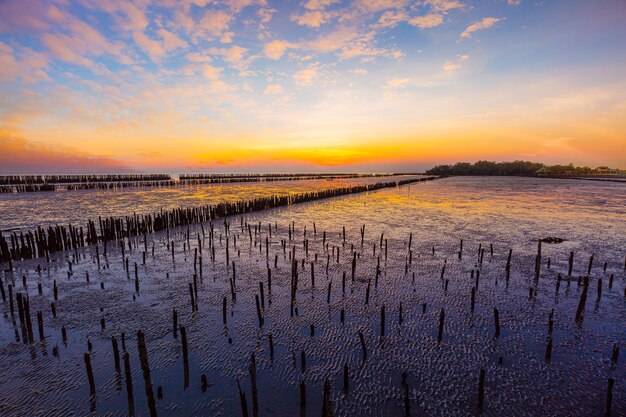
{"left": 1, "top": 0, "right": 625, "bottom": 172}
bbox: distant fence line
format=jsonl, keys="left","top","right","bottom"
{"left": 0, "top": 174, "right": 171, "bottom": 185}
{"left": 0, "top": 176, "right": 437, "bottom": 264}
{"left": 178, "top": 173, "right": 393, "bottom": 180}
{"left": 0, "top": 181, "right": 180, "bottom": 193}
{"left": 0, "top": 173, "right": 423, "bottom": 193}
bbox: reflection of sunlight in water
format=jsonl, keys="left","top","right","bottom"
{"left": 0, "top": 175, "right": 423, "bottom": 230}
{"left": 270, "top": 176, "right": 625, "bottom": 261}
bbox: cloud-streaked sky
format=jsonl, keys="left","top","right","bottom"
{"left": 1, "top": 0, "right": 625, "bottom": 173}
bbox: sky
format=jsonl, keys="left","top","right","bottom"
{"left": 0, "top": 0, "right": 625, "bottom": 173}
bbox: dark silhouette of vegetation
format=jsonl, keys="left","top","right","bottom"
{"left": 425, "top": 161, "right": 596, "bottom": 177}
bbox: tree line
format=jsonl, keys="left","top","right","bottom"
{"left": 425, "top": 161, "right": 596, "bottom": 176}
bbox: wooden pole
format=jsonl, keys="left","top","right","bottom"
{"left": 575, "top": 275, "right": 589, "bottom": 322}
{"left": 477, "top": 368, "right": 485, "bottom": 413}
{"left": 494, "top": 308, "right": 500, "bottom": 338}
{"left": 123, "top": 352, "right": 135, "bottom": 416}
{"left": 250, "top": 353, "right": 259, "bottom": 417}
{"left": 437, "top": 308, "right": 445, "bottom": 342}
{"left": 181, "top": 326, "right": 189, "bottom": 389}
{"left": 84, "top": 352, "right": 96, "bottom": 397}
{"left": 358, "top": 331, "right": 367, "bottom": 361}
{"left": 605, "top": 378, "right": 614, "bottom": 417}
{"left": 137, "top": 330, "right": 158, "bottom": 417}
{"left": 255, "top": 295, "right": 264, "bottom": 327}
{"left": 299, "top": 380, "right": 306, "bottom": 416}
{"left": 112, "top": 336, "right": 121, "bottom": 372}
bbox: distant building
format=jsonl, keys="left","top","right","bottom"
{"left": 595, "top": 166, "right": 620, "bottom": 176}
{"left": 535, "top": 167, "right": 549, "bottom": 176}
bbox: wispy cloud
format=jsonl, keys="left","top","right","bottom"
{"left": 210, "top": 45, "right": 254, "bottom": 72}
{"left": 443, "top": 53, "right": 469, "bottom": 73}
{"left": 443, "top": 61, "right": 460, "bottom": 73}
{"left": 385, "top": 78, "right": 410, "bottom": 88}
{"left": 264, "top": 84, "right": 284, "bottom": 94}
{"left": 202, "top": 64, "right": 223, "bottom": 80}
{"left": 304, "top": 0, "right": 341, "bottom": 10}
{"left": 292, "top": 10, "right": 332, "bottom": 28}
{"left": 0, "top": 42, "right": 20, "bottom": 82}
{"left": 424, "top": 0, "right": 465, "bottom": 13}
{"left": 294, "top": 63, "right": 321, "bottom": 86}
{"left": 408, "top": 14, "right": 445, "bottom": 29}
{"left": 460, "top": 17, "right": 506, "bottom": 40}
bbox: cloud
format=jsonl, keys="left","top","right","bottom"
{"left": 132, "top": 32, "right": 165, "bottom": 61}
{"left": 304, "top": 0, "right": 341, "bottom": 10}
{"left": 157, "top": 28, "right": 187, "bottom": 50}
{"left": 0, "top": 0, "right": 52, "bottom": 33}
{"left": 0, "top": 42, "right": 20, "bottom": 81}
{"left": 220, "top": 32, "right": 234, "bottom": 43}
{"left": 46, "top": 5, "right": 65, "bottom": 22}
{"left": 132, "top": 27, "right": 188, "bottom": 62}
{"left": 385, "top": 78, "right": 410, "bottom": 88}
{"left": 507, "top": 0, "right": 521, "bottom": 5}
{"left": 39, "top": 16, "right": 133, "bottom": 68}
{"left": 460, "top": 17, "right": 506, "bottom": 40}
{"left": 351, "top": 68, "right": 368, "bottom": 75}
{"left": 443, "top": 61, "right": 459, "bottom": 73}
{"left": 356, "top": 0, "right": 410, "bottom": 13}
{"left": 42, "top": 33, "right": 96, "bottom": 68}
{"left": 424, "top": 0, "right": 464, "bottom": 13}
{"left": 200, "top": 9, "right": 233, "bottom": 37}
{"left": 408, "top": 14, "right": 444, "bottom": 29}
{"left": 264, "top": 40, "right": 296, "bottom": 59}
{"left": 0, "top": 133, "right": 130, "bottom": 174}
{"left": 371, "top": 8, "right": 446, "bottom": 30}
{"left": 443, "top": 54, "right": 469, "bottom": 73}
{"left": 264, "top": 84, "right": 284, "bottom": 94}
{"left": 257, "top": 7, "right": 276, "bottom": 23}
{"left": 0, "top": 41, "right": 50, "bottom": 83}
{"left": 292, "top": 11, "right": 332, "bottom": 28}
{"left": 91, "top": 0, "right": 149, "bottom": 32}
{"left": 208, "top": 79, "right": 237, "bottom": 93}
{"left": 186, "top": 52, "right": 212, "bottom": 63}
{"left": 70, "top": 20, "right": 131, "bottom": 60}
{"left": 306, "top": 27, "right": 358, "bottom": 53}
{"left": 329, "top": 30, "right": 405, "bottom": 61}
{"left": 203, "top": 64, "right": 223, "bottom": 80}
{"left": 294, "top": 64, "right": 320, "bottom": 86}
{"left": 266, "top": 27, "right": 407, "bottom": 62}
{"left": 210, "top": 45, "right": 253, "bottom": 71}
{"left": 225, "top": 0, "right": 265, "bottom": 13}
{"left": 373, "top": 10, "right": 407, "bottom": 28}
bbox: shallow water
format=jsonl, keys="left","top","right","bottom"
{"left": 0, "top": 176, "right": 624, "bottom": 416}
{"left": 0, "top": 175, "right": 420, "bottom": 231}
